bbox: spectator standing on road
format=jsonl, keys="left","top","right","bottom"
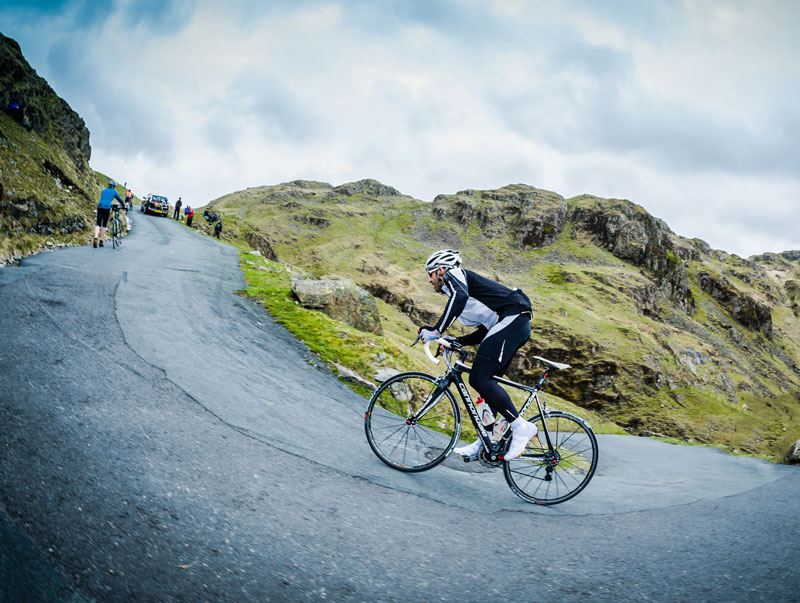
{"left": 186, "top": 206, "right": 194, "bottom": 227}
{"left": 94, "top": 180, "right": 125, "bottom": 248}
{"left": 174, "top": 197, "right": 182, "bottom": 220}
{"left": 214, "top": 219, "right": 222, "bottom": 239}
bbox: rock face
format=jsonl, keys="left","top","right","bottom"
{"left": 571, "top": 196, "right": 695, "bottom": 313}
{"left": 431, "top": 185, "right": 568, "bottom": 248}
{"left": 0, "top": 33, "right": 91, "bottom": 171}
{"left": 1, "top": 33, "right": 100, "bottom": 264}
{"left": 291, "top": 277, "right": 383, "bottom": 335}
{"left": 697, "top": 271, "right": 773, "bottom": 335}
{"left": 245, "top": 230, "right": 278, "bottom": 261}
{"left": 332, "top": 179, "right": 402, "bottom": 197}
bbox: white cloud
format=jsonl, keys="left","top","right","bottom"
{"left": 1, "top": 0, "right": 799, "bottom": 256}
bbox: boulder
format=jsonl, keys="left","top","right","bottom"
{"left": 291, "top": 278, "right": 383, "bottom": 335}
{"left": 781, "top": 440, "right": 800, "bottom": 465}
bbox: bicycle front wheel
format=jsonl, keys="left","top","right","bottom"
{"left": 365, "top": 372, "right": 460, "bottom": 472}
{"left": 503, "top": 411, "right": 598, "bottom": 505}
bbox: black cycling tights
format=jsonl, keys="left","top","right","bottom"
{"left": 467, "top": 314, "right": 531, "bottom": 423}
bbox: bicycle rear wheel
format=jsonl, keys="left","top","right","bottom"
{"left": 503, "top": 411, "right": 598, "bottom": 505}
{"left": 111, "top": 220, "right": 120, "bottom": 249}
{"left": 365, "top": 372, "right": 460, "bottom": 472}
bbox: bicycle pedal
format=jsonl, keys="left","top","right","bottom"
{"left": 462, "top": 453, "right": 479, "bottom": 463}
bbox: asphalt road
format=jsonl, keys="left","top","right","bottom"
{"left": 1, "top": 211, "right": 798, "bottom": 602}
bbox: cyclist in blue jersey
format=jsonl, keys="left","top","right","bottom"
{"left": 418, "top": 249, "right": 538, "bottom": 460}
{"left": 94, "top": 180, "right": 125, "bottom": 248}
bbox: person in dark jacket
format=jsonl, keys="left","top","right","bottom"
{"left": 417, "top": 249, "right": 536, "bottom": 460}
{"left": 174, "top": 197, "right": 182, "bottom": 220}
{"left": 6, "top": 93, "right": 32, "bottom": 130}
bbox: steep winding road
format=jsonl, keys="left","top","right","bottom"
{"left": 1, "top": 211, "right": 798, "bottom": 601}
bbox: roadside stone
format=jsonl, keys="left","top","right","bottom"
{"left": 333, "top": 363, "right": 375, "bottom": 389}
{"left": 291, "top": 277, "right": 382, "bottom": 335}
{"left": 374, "top": 368, "right": 400, "bottom": 382}
{"left": 372, "top": 368, "right": 412, "bottom": 400}
{"left": 781, "top": 440, "right": 800, "bottom": 465}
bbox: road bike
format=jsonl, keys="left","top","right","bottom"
{"left": 364, "top": 337, "right": 598, "bottom": 505}
{"left": 110, "top": 205, "right": 123, "bottom": 249}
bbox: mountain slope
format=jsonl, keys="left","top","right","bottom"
{"left": 207, "top": 179, "right": 800, "bottom": 460}
{"left": 0, "top": 32, "right": 100, "bottom": 263}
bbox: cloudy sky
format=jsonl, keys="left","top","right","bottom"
{"left": 2, "top": 0, "right": 798, "bottom": 257}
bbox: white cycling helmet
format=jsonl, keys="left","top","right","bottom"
{"left": 425, "top": 249, "right": 462, "bottom": 273}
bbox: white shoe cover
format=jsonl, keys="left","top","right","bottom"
{"left": 504, "top": 419, "right": 538, "bottom": 460}
{"left": 453, "top": 438, "right": 482, "bottom": 457}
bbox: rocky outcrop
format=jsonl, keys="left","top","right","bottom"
{"left": 697, "top": 271, "right": 773, "bottom": 335}
{"left": 283, "top": 180, "right": 333, "bottom": 190}
{"left": 571, "top": 197, "right": 695, "bottom": 313}
{"left": 0, "top": 33, "right": 91, "bottom": 172}
{"left": 0, "top": 195, "right": 87, "bottom": 236}
{"left": 430, "top": 185, "right": 568, "bottom": 248}
{"left": 332, "top": 179, "right": 402, "bottom": 197}
{"left": 245, "top": 230, "right": 278, "bottom": 261}
{"left": 1, "top": 33, "right": 100, "bottom": 263}
{"left": 785, "top": 280, "right": 800, "bottom": 317}
{"left": 291, "top": 277, "right": 383, "bottom": 335}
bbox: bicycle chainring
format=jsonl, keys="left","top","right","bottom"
{"left": 477, "top": 448, "right": 504, "bottom": 468}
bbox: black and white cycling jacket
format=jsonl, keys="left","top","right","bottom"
{"left": 434, "top": 268, "right": 531, "bottom": 345}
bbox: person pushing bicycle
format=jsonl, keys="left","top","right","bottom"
{"left": 417, "top": 249, "right": 537, "bottom": 460}
{"left": 94, "top": 180, "right": 126, "bottom": 248}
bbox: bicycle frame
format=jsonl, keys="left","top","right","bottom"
{"left": 411, "top": 342, "right": 556, "bottom": 462}
{"left": 111, "top": 207, "right": 122, "bottom": 247}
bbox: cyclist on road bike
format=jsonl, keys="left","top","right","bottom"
{"left": 417, "top": 249, "right": 537, "bottom": 460}
{"left": 94, "top": 180, "right": 126, "bottom": 248}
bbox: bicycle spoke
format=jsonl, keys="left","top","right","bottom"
{"left": 504, "top": 411, "right": 598, "bottom": 505}
{"left": 365, "top": 373, "right": 459, "bottom": 472}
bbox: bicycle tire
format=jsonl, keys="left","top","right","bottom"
{"left": 365, "top": 371, "right": 461, "bottom": 472}
{"left": 503, "top": 410, "right": 598, "bottom": 505}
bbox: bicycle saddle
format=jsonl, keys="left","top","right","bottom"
{"left": 532, "top": 355, "right": 571, "bottom": 371}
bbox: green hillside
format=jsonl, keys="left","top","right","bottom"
{"left": 206, "top": 179, "right": 800, "bottom": 461}
{"left": 0, "top": 33, "right": 138, "bottom": 262}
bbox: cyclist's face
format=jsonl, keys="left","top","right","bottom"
{"left": 428, "top": 267, "right": 444, "bottom": 292}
